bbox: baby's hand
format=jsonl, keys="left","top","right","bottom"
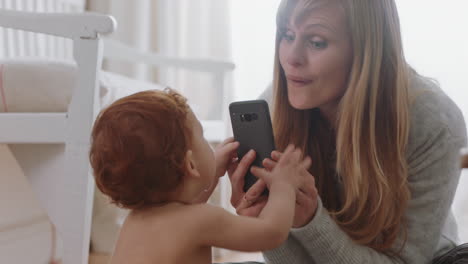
{"left": 251, "top": 145, "right": 311, "bottom": 189}
{"left": 214, "top": 137, "right": 240, "bottom": 178}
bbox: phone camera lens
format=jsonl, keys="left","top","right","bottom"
{"left": 240, "top": 113, "right": 256, "bottom": 122}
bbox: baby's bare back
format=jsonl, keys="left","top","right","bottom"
{"left": 110, "top": 203, "right": 212, "bottom": 264}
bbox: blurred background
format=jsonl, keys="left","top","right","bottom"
{"left": 88, "top": 0, "right": 468, "bottom": 250}
{"left": 90, "top": 0, "right": 468, "bottom": 260}
{"left": 0, "top": 0, "right": 466, "bottom": 263}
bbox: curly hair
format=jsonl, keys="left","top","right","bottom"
{"left": 89, "top": 88, "right": 192, "bottom": 210}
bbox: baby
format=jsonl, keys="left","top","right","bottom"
{"left": 89, "top": 88, "right": 310, "bottom": 264}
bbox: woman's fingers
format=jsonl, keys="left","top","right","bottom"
{"left": 227, "top": 158, "right": 238, "bottom": 175}
{"left": 226, "top": 159, "right": 239, "bottom": 183}
{"left": 245, "top": 178, "right": 267, "bottom": 201}
{"left": 293, "top": 184, "right": 318, "bottom": 228}
{"left": 296, "top": 188, "right": 310, "bottom": 205}
{"left": 236, "top": 178, "right": 267, "bottom": 212}
{"left": 297, "top": 182, "right": 317, "bottom": 201}
{"left": 296, "top": 173, "right": 317, "bottom": 198}
{"left": 228, "top": 150, "right": 256, "bottom": 206}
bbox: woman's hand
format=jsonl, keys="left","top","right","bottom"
{"left": 214, "top": 137, "right": 240, "bottom": 178}
{"left": 228, "top": 146, "right": 319, "bottom": 228}
{"left": 227, "top": 149, "right": 269, "bottom": 217}
{"left": 263, "top": 149, "right": 319, "bottom": 228}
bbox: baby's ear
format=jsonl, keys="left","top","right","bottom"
{"left": 184, "top": 150, "right": 201, "bottom": 178}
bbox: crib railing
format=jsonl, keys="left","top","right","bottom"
{"left": 0, "top": 8, "right": 115, "bottom": 264}
{"left": 0, "top": 0, "right": 84, "bottom": 60}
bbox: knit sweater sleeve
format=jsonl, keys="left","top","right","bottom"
{"left": 263, "top": 81, "right": 467, "bottom": 263}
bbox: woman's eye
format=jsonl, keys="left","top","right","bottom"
{"left": 309, "top": 39, "right": 328, "bottom": 49}
{"left": 282, "top": 31, "right": 295, "bottom": 42}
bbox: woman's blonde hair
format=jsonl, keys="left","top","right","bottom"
{"left": 273, "top": 0, "right": 410, "bottom": 253}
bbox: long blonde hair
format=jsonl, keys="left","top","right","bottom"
{"left": 273, "top": 0, "right": 410, "bottom": 253}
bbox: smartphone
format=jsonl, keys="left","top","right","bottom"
{"left": 229, "top": 100, "right": 276, "bottom": 193}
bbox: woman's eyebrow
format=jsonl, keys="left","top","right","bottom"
{"left": 286, "top": 21, "right": 337, "bottom": 34}
{"left": 303, "top": 23, "right": 336, "bottom": 34}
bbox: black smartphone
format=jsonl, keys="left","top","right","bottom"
{"left": 229, "top": 100, "right": 276, "bottom": 193}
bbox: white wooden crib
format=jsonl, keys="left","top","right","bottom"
{"left": 0, "top": 7, "right": 116, "bottom": 264}
{"left": 0, "top": 1, "right": 235, "bottom": 264}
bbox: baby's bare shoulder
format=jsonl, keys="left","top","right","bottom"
{"left": 176, "top": 203, "right": 227, "bottom": 223}
{"left": 133, "top": 203, "right": 226, "bottom": 231}
{"left": 119, "top": 204, "right": 223, "bottom": 242}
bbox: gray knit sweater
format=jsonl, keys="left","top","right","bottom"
{"left": 260, "top": 73, "right": 467, "bottom": 264}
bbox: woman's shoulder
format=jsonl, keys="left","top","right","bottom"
{"left": 407, "top": 72, "right": 467, "bottom": 157}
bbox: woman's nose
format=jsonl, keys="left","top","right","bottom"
{"left": 286, "top": 41, "right": 306, "bottom": 68}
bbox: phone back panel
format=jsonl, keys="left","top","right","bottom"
{"left": 229, "top": 100, "right": 275, "bottom": 192}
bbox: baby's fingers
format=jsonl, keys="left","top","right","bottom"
{"left": 226, "top": 141, "right": 240, "bottom": 153}
{"left": 271, "top": 150, "right": 282, "bottom": 161}
{"left": 220, "top": 137, "right": 235, "bottom": 146}
{"left": 217, "top": 141, "right": 240, "bottom": 157}
{"left": 302, "top": 156, "right": 312, "bottom": 170}
{"left": 250, "top": 166, "right": 271, "bottom": 186}
{"left": 262, "top": 158, "right": 277, "bottom": 171}
{"left": 278, "top": 145, "right": 296, "bottom": 164}
{"left": 292, "top": 147, "right": 302, "bottom": 162}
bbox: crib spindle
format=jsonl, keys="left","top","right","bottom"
{"left": 0, "top": 1, "right": 3, "bottom": 58}
{"left": 54, "top": 0, "right": 62, "bottom": 59}
{"left": 25, "top": 0, "right": 36, "bottom": 57}
{"left": 0, "top": 0, "right": 83, "bottom": 60}
{"left": 0, "top": 28, "right": 4, "bottom": 58}
{"left": 11, "top": 0, "right": 23, "bottom": 57}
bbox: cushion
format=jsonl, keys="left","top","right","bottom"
{"left": 0, "top": 58, "right": 166, "bottom": 113}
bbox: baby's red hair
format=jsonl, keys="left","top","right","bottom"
{"left": 89, "top": 88, "right": 192, "bottom": 209}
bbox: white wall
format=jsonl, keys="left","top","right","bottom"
{"left": 231, "top": 1, "right": 468, "bottom": 117}
{"left": 230, "top": 0, "right": 281, "bottom": 100}
{"left": 396, "top": 0, "right": 468, "bottom": 243}
{"left": 396, "top": 0, "right": 468, "bottom": 123}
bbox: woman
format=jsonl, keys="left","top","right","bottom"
{"left": 227, "top": 0, "right": 467, "bottom": 263}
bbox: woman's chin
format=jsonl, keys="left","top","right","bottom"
{"left": 289, "top": 97, "right": 314, "bottom": 110}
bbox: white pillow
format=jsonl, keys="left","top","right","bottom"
{"left": 99, "top": 70, "right": 166, "bottom": 108}
{"left": 0, "top": 58, "right": 166, "bottom": 113}
{"left": 0, "top": 58, "right": 75, "bottom": 112}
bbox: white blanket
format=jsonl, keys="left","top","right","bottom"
{"left": 0, "top": 144, "right": 59, "bottom": 263}
{"left": 0, "top": 58, "right": 166, "bottom": 112}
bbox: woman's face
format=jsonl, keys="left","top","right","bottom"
{"left": 279, "top": 0, "right": 353, "bottom": 118}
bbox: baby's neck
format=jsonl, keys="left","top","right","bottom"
{"left": 130, "top": 201, "right": 186, "bottom": 217}
{"left": 169, "top": 179, "right": 209, "bottom": 204}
